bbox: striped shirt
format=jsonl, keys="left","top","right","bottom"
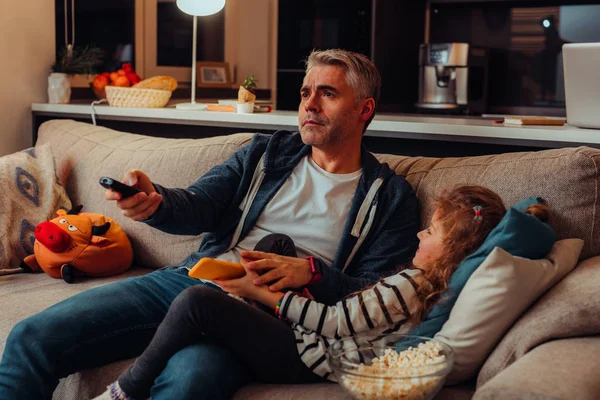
{"left": 278, "top": 268, "right": 424, "bottom": 380}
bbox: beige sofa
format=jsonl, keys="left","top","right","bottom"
{"left": 2, "top": 119, "right": 600, "bottom": 400}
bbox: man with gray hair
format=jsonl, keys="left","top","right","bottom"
{"left": 0, "top": 49, "right": 419, "bottom": 400}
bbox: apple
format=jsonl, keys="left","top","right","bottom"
{"left": 93, "top": 74, "right": 109, "bottom": 91}
{"left": 126, "top": 72, "right": 142, "bottom": 85}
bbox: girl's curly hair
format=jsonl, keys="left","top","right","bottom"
{"left": 413, "top": 186, "right": 548, "bottom": 322}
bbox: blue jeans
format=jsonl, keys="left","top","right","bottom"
{"left": 0, "top": 268, "right": 252, "bottom": 400}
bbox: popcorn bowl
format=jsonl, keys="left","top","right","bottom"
{"left": 327, "top": 335, "right": 454, "bottom": 400}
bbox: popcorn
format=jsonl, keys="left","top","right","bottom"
{"left": 339, "top": 341, "right": 448, "bottom": 400}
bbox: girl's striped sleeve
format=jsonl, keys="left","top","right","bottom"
{"left": 278, "top": 269, "right": 422, "bottom": 338}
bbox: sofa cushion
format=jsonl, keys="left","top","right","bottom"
{"left": 405, "top": 202, "right": 556, "bottom": 342}
{"left": 377, "top": 147, "right": 600, "bottom": 260}
{"left": 477, "top": 254, "right": 600, "bottom": 387}
{"left": 51, "top": 363, "right": 474, "bottom": 400}
{"left": 0, "top": 143, "right": 71, "bottom": 274}
{"left": 0, "top": 267, "right": 151, "bottom": 357}
{"left": 36, "top": 120, "right": 253, "bottom": 269}
{"left": 437, "top": 239, "right": 583, "bottom": 384}
{"left": 233, "top": 383, "right": 475, "bottom": 400}
{"left": 0, "top": 266, "right": 150, "bottom": 400}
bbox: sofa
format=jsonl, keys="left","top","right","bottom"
{"left": 2, "top": 119, "right": 600, "bottom": 400}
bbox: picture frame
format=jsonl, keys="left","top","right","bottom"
{"left": 196, "top": 61, "right": 232, "bottom": 88}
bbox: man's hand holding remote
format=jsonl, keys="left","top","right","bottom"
{"left": 104, "top": 169, "right": 163, "bottom": 221}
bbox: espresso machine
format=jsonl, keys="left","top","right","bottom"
{"left": 416, "top": 43, "right": 487, "bottom": 114}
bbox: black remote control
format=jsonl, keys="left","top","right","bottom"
{"left": 99, "top": 177, "right": 141, "bottom": 198}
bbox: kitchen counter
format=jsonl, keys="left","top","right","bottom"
{"left": 31, "top": 102, "right": 600, "bottom": 151}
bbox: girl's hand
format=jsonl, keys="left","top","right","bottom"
{"left": 214, "top": 258, "right": 283, "bottom": 308}
{"left": 239, "top": 250, "right": 313, "bottom": 291}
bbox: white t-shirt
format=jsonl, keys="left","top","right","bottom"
{"left": 217, "top": 155, "right": 362, "bottom": 267}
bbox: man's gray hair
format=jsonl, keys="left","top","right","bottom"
{"left": 305, "top": 49, "right": 381, "bottom": 130}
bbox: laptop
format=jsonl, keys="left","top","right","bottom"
{"left": 563, "top": 43, "right": 600, "bottom": 129}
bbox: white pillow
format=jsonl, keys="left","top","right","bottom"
{"left": 0, "top": 144, "right": 72, "bottom": 274}
{"left": 435, "top": 239, "right": 584, "bottom": 384}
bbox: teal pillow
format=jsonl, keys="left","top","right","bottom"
{"left": 403, "top": 196, "right": 556, "bottom": 341}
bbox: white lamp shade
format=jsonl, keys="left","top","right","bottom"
{"left": 176, "top": 0, "right": 226, "bottom": 16}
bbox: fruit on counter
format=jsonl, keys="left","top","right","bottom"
{"left": 92, "top": 74, "right": 109, "bottom": 91}
{"left": 122, "top": 63, "right": 142, "bottom": 85}
{"left": 92, "top": 63, "right": 142, "bottom": 95}
{"left": 113, "top": 76, "right": 131, "bottom": 87}
{"left": 126, "top": 72, "right": 141, "bottom": 85}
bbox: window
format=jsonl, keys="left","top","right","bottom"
{"left": 55, "top": 0, "right": 135, "bottom": 73}
{"left": 141, "top": 0, "right": 225, "bottom": 82}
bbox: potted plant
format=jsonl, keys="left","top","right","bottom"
{"left": 237, "top": 75, "right": 258, "bottom": 113}
{"left": 48, "top": 45, "right": 103, "bottom": 104}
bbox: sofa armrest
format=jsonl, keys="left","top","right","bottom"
{"left": 474, "top": 337, "right": 600, "bottom": 400}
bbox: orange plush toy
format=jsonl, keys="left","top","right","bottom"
{"left": 21, "top": 205, "right": 133, "bottom": 283}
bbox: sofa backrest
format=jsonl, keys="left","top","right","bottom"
{"left": 37, "top": 120, "right": 253, "bottom": 268}
{"left": 376, "top": 148, "right": 600, "bottom": 260}
{"left": 37, "top": 120, "right": 600, "bottom": 267}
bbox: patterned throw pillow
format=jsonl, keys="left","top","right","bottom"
{"left": 0, "top": 144, "right": 71, "bottom": 274}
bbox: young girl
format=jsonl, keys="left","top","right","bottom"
{"left": 95, "top": 185, "right": 548, "bottom": 400}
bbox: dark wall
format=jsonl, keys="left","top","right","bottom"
{"left": 275, "top": 0, "right": 426, "bottom": 113}
{"left": 374, "top": 1, "right": 427, "bottom": 114}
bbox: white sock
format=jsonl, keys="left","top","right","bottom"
{"left": 91, "top": 381, "right": 133, "bottom": 400}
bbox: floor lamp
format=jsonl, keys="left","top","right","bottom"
{"left": 175, "top": 0, "right": 226, "bottom": 110}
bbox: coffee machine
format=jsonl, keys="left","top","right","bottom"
{"left": 416, "top": 43, "right": 488, "bottom": 114}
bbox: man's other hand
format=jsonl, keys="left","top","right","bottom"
{"left": 240, "top": 250, "right": 314, "bottom": 292}
{"left": 104, "top": 169, "right": 162, "bottom": 221}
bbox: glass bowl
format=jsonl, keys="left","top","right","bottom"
{"left": 327, "top": 335, "right": 454, "bottom": 400}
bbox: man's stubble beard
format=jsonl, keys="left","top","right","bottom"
{"left": 300, "top": 116, "right": 354, "bottom": 148}
{"left": 300, "top": 125, "right": 332, "bottom": 147}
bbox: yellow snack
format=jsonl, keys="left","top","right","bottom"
{"left": 132, "top": 76, "right": 178, "bottom": 92}
{"left": 188, "top": 258, "right": 245, "bottom": 280}
{"left": 206, "top": 104, "right": 235, "bottom": 112}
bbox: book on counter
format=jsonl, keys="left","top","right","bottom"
{"left": 502, "top": 116, "right": 565, "bottom": 126}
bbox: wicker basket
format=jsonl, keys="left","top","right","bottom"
{"left": 105, "top": 86, "right": 172, "bottom": 108}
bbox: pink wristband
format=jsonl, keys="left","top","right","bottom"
{"left": 306, "top": 256, "right": 322, "bottom": 285}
